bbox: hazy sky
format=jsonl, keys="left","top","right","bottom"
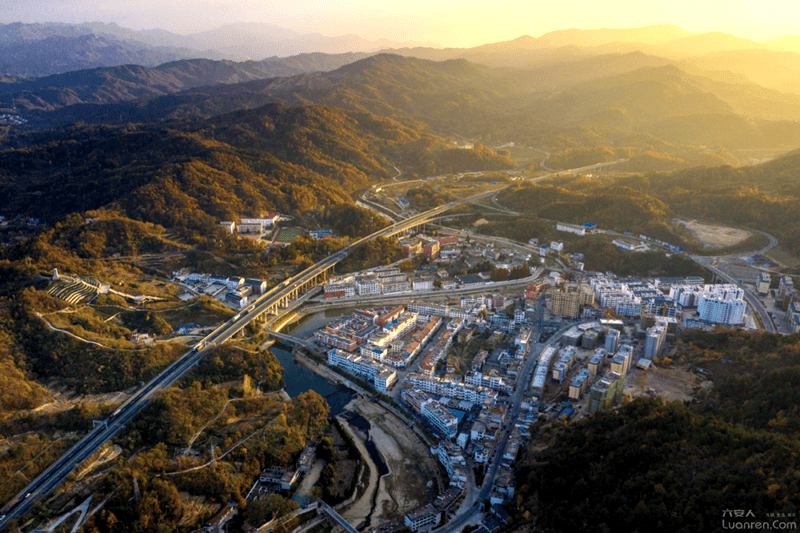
{"left": 4, "top": 0, "right": 800, "bottom": 46}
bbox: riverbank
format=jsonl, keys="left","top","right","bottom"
{"left": 336, "top": 413, "right": 381, "bottom": 530}
{"left": 340, "top": 397, "right": 441, "bottom": 526}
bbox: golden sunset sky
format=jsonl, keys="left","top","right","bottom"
{"left": 5, "top": 0, "right": 800, "bottom": 45}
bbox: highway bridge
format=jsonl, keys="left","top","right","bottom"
{"left": 0, "top": 190, "right": 492, "bottom": 527}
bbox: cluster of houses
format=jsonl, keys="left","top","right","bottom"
{"left": 172, "top": 271, "right": 267, "bottom": 308}
{"left": 0, "top": 113, "right": 26, "bottom": 125}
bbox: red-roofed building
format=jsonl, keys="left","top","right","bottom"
{"left": 437, "top": 236, "right": 459, "bottom": 245}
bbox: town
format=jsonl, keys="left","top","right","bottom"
{"left": 190, "top": 217, "right": 796, "bottom": 533}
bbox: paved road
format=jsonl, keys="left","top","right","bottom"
{"left": 604, "top": 226, "right": 779, "bottom": 334}
{"left": 0, "top": 188, "right": 505, "bottom": 528}
{"left": 433, "top": 299, "right": 546, "bottom": 533}
{"left": 700, "top": 262, "right": 776, "bottom": 333}
{"left": 304, "top": 269, "right": 543, "bottom": 311}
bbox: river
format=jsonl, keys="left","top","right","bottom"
{"left": 270, "top": 310, "right": 355, "bottom": 416}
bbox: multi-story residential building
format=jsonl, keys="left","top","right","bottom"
{"left": 514, "top": 327, "right": 533, "bottom": 348}
{"left": 352, "top": 275, "right": 380, "bottom": 295}
{"left": 697, "top": 291, "right": 746, "bottom": 325}
{"left": 611, "top": 344, "right": 633, "bottom": 375}
{"left": 437, "top": 235, "right": 459, "bottom": 246}
{"left": 472, "top": 441, "right": 494, "bottom": 464}
{"left": 569, "top": 368, "right": 593, "bottom": 400}
{"left": 404, "top": 373, "right": 493, "bottom": 404}
{"left": 408, "top": 301, "right": 470, "bottom": 319}
{"left": 404, "top": 505, "right": 441, "bottom": 531}
{"left": 401, "top": 388, "right": 434, "bottom": 413}
{"left": 382, "top": 281, "right": 412, "bottom": 294}
{"left": 552, "top": 346, "right": 577, "bottom": 384}
{"left": 422, "top": 400, "right": 459, "bottom": 439}
{"left": 374, "top": 369, "right": 397, "bottom": 393}
{"left": 323, "top": 275, "right": 356, "bottom": 298}
{"left": 790, "top": 301, "right": 800, "bottom": 333}
{"left": 779, "top": 276, "right": 795, "bottom": 299}
{"left": 314, "top": 330, "right": 358, "bottom": 351}
{"left": 531, "top": 346, "right": 556, "bottom": 398}
{"left": 437, "top": 442, "right": 468, "bottom": 487}
{"left": 412, "top": 277, "right": 434, "bottom": 291}
{"left": 756, "top": 272, "right": 771, "bottom": 296}
{"left": 644, "top": 324, "right": 667, "bottom": 359}
{"left": 549, "top": 283, "right": 595, "bottom": 318}
{"left": 587, "top": 371, "right": 625, "bottom": 414}
{"left": 588, "top": 348, "right": 606, "bottom": 375}
{"left": 422, "top": 238, "right": 441, "bottom": 259}
{"left": 328, "top": 349, "right": 396, "bottom": 392}
{"left": 328, "top": 349, "right": 381, "bottom": 379}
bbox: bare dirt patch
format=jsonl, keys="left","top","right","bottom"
{"left": 674, "top": 219, "right": 752, "bottom": 249}
{"left": 624, "top": 365, "right": 707, "bottom": 402}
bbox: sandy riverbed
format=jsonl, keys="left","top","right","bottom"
{"left": 339, "top": 397, "right": 440, "bottom": 527}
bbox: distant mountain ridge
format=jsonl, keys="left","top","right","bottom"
{"left": 0, "top": 21, "right": 437, "bottom": 76}
{"left": 0, "top": 53, "right": 370, "bottom": 111}
{"left": 0, "top": 33, "right": 213, "bottom": 78}
{"left": 6, "top": 51, "right": 800, "bottom": 154}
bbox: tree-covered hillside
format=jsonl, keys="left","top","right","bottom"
{"left": 517, "top": 398, "right": 799, "bottom": 533}
{"left": 495, "top": 148, "right": 800, "bottom": 255}
{"left": 0, "top": 103, "right": 511, "bottom": 228}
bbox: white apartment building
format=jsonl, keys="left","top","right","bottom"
{"left": 422, "top": 400, "right": 459, "bottom": 439}
{"left": 412, "top": 278, "right": 434, "bottom": 291}
{"left": 374, "top": 369, "right": 397, "bottom": 393}
{"left": 644, "top": 324, "right": 667, "bottom": 359}
{"left": 405, "top": 373, "right": 492, "bottom": 404}
{"left": 697, "top": 292, "right": 746, "bottom": 325}
{"left": 356, "top": 278, "right": 382, "bottom": 295}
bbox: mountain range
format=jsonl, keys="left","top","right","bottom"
{"left": 4, "top": 22, "right": 800, "bottom": 79}
{"left": 1, "top": 22, "right": 800, "bottom": 177}
{"left": 5, "top": 49, "right": 800, "bottom": 158}
{"left": 0, "top": 21, "right": 433, "bottom": 76}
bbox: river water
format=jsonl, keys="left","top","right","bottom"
{"left": 270, "top": 310, "right": 355, "bottom": 417}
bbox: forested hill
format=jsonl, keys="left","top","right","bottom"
{"left": 18, "top": 52, "right": 800, "bottom": 156}
{"left": 494, "top": 148, "right": 800, "bottom": 255}
{"left": 0, "top": 53, "right": 370, "bottom": 112}
{"left": 0, "top": 103, "right": 512, "bottom": 227}
{"left": 517, "top": 398, "right": 800, "bottom": 533}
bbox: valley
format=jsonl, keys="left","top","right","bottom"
{"left": 1, "top": 16, "right": 800, "bottom": 533}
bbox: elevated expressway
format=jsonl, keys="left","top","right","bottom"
{"left": 0, "top": 191, "right": 491, "bottom": 527}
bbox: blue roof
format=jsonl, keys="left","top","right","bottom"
{"left": 583, "top": 222, "right": 597, "bottom": 228}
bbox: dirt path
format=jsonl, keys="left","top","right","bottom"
{"left": 296, "top": 459, "right": 325, "bottom": 497}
